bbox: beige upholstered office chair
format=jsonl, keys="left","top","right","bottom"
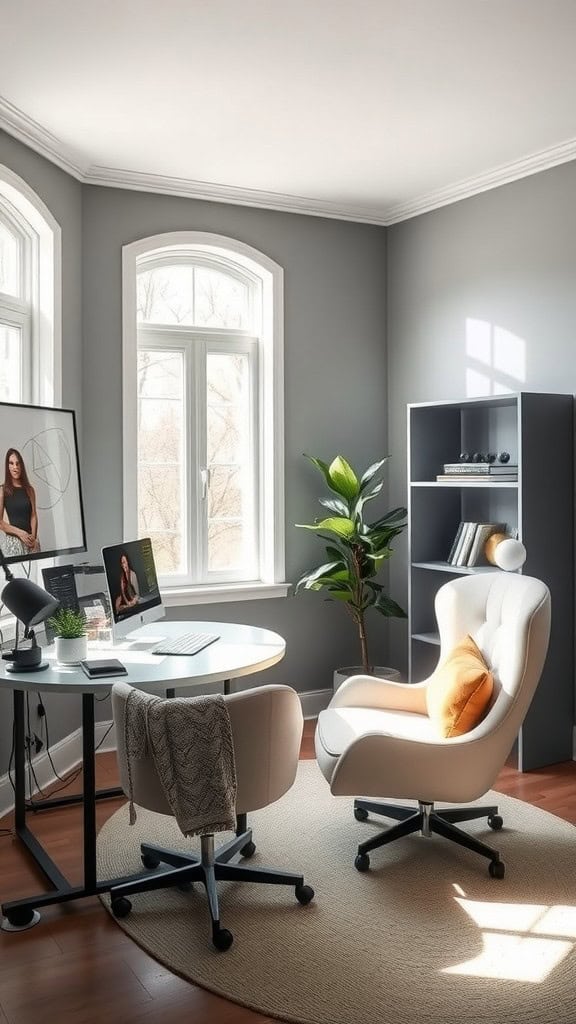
{"left": 315, "top": 572, "right": 551, "bottom": 878}
{"left": 110, "top": 682, "right": 314, "bottom": 950}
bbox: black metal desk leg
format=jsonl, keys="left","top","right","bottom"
{"left": 13, "top": 690, "right": 26, "bottom": 831}
{"left": 82, "top": 693, "right": 97, "bottom": 889}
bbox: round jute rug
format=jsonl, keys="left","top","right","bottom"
{"left": 98, "top": 760, "right": 576, "bottom": 1024}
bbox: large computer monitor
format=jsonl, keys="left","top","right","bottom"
{"left": 0, "top": 401, "right": 86, "bottom": 565}
{"left": 102, "top": 537, "right": 164, "bottom": 639}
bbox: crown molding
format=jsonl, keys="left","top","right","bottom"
{"left": 0, "top": 96, "right": 86, "bottom": 180}
{"left": 83, "top": 164, "right": 389, "bottom": 225}
{"left": 2, "top": 95, "right": 576, "bottom": 226}
{"left": 384, "top": 137, "right": 576, "bottom": 224}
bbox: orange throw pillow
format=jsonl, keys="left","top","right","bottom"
{"left": 426, "top": 635, "right": 494, "bottom": 738}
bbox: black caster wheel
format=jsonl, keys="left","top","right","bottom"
{"left": 354, "top": 807, "right": 369, "bottom": 822}
{"left": 111, "top": 896, "right": 132, "bottom": 918}
{"left": 212, "top": 927, "right": 234, "bottom": 952}
{"left": 295, "top": 883, "right": 314, "bottom": 905}
{"left": 489, "top": 859, "right": 505, "bottom": 879}
{"left": 141, "top": 852, "right": 161, "bottom": 870}
{"left": 240, "top": 840, "right": 256, "bottom": 858}
{"left": 4, "top": 907, "right": 37, "bottom": 929}
{"left": 354, "top": 852, "right": 370, "bottom": 872}
{"left": 488, "top": 814, "right": 503, "bottom": 831}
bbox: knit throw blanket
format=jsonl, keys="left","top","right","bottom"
{"left": 123, "top": 688, "right": 237, "bottom": 837}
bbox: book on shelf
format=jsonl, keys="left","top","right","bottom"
{"left": 466, "top": 523, "right": 506, "bottom": 566}
{"left": 442, "top": 463, "right": 518, "bottom": 474}
{"left": 454, "top": 522, "right": 477, "bottom": 566}
{"left": 446, "top": 521, "right": 465, "bottom": 563}
{"left": 450, "top": 521, "right": 471, "bottom": 565}
{"left": 436, "top": 473, "right": 518, "bottom": 482}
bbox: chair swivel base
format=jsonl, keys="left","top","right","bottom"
{"left": 110, "top": 826, "right": 314, "bottom": 951}
{"left": 353, "top": 798, "right": 505, "bottom": 878}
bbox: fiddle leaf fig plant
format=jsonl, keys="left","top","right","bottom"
{"left": 295, "top": 454, "right": 407, "bottom": 674}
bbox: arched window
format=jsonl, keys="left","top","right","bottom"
{"left": 0, "top": 165, "right": 61, "bottom": 406}
{"left": 123, "top": 233, "right": 287, "bottom": 603}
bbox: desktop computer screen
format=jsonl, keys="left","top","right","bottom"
{"left": 0, "top": 401, "right": 86, "bottom": 565}
{"left": 102, "top": 537, "right": 164, "bottom": 639}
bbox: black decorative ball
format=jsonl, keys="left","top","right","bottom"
{"left": 486, "top": 452, "right": 496, "bottom": 463}
{"left": 472, "top": 452, "right": 484, "bottom": 462}
{"left": 459, "top": 452, "right": 470, "bottom": 462}
{"left": 498, "top": 451, "right": 511, "bottom": 464}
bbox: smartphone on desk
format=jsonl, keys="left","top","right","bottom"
{"left": 80, "top": 659, "right": 128, "bottom": 679}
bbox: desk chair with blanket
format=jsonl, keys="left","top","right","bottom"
{"left": 110, "top": 682, "right": 314, "bottom": 951}
{"left": 315, "top": 572, "right": 551, "bottom": 878}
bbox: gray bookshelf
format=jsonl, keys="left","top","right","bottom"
{"left": 407, "top": 392, "right": 574, "bottom": 771}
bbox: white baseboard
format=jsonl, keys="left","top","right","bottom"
{"left": 300, "top": 688, "right": 332, "bottom": 719}
{"left": 0, "top": 690, "right": 330, "bottom": 819}
{"left": 0, "top": 720, "right": 116, "bottom": 819}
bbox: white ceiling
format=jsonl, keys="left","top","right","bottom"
{"left": 1, "top": 0, "right": 576, "bottom": 224}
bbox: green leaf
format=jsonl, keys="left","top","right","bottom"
{"left": 374, "top": 594, "right": 407, "bottom": 618}
{"left": 303, "top": 454, "right": 333, "bottom": 490}
{"left": 359, "top": 458, "right": 388, "bottom": 491}
{"left": 325, "top": 544, "right": 347, "bottom": 562}
{"left": 297, "top": 517, "right": 356, "bottom": 539}
{"left": 370, "top": 506, "right": 407, "bottom": 530}
{"left": 360, "top": 480, "right": 383, "bottom": 502}
{"left": 295, "top": 561, "right": 343, "bottom": 592}
{"left": 328, "top": 456, "right": 360, "bottom": 501}
{"left": 319, "top": 496, "right": 350, "bottom": 516}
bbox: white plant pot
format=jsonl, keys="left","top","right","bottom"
{"left": 55, "top": 635, "right": 88, "bottom": 666}
{"left": 333, "top": 665, "right": 402, "bottom": 693}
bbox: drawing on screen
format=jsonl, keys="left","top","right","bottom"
{"left": 22, "top": 427, "right": 73, "bottom": 510}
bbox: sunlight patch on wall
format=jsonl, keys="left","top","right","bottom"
{"left": 465, "top": 318, "right": 526, "bottom": 397}
{"left": 442, "top": 895, "right": 576, "bottom": 983}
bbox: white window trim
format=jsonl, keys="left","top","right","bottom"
{"left": 122, "top": 231, "right": 288, "bottom": 604}
{"left": 0, "top": 164, "right": 62, "bottom": 406}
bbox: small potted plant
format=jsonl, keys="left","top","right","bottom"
{"left": 295, "top": 454, "right": 407, "bottom": 687}
{"left": 48, "top": 607, "right": 88, "bottom": 666}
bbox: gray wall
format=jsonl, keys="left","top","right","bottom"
{"left": 81, "top": 187, "right": 389, "bottom": 710}
{"left": 387, "top": 161, "right": 576, "bottom": 677}
{"left": 0, "top": 138, "right": 390, "bottom": 773}
{"left": 0, "top": 131, "right": 83, "bottom": 765}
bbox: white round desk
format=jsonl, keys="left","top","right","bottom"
{"left": 1, "top": 621, "right": 285, "bottom": 929}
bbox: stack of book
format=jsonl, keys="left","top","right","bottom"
{"left": 437, "top": 462, "right": 518, "bottom": 482}
{"left": 447, "top": 522, "right": 506, "bottom": 567}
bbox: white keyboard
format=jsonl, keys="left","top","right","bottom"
{"left": 152, "top": 632, "right": 220, "bottom": 656}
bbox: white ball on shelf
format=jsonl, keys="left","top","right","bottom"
{"left": 493, "top": 538, "right": 527, "bottom": 572}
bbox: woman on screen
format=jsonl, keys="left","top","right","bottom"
{"left": 115, "top": 551, "right": 140, "bottom": 612}
{"left": 0, "top": 448, "right": 40, "bottom": 557}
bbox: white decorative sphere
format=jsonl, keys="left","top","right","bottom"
{"left": 493, "top": 538, "right": 527, "bottom": 572}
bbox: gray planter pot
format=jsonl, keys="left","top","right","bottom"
{"left": 333, "top": 665, "right": 402, "bottom": 693}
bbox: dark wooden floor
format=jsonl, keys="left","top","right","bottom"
{"left": 0, "top": 720, "right": 575, "bottom": 1024}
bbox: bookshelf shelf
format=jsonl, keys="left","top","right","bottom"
{"left": 411, "top": 561, "right": 499, "bottom": 575}
{"left": 411, "top": 480, "right": 519, "bottom": 488}
{"left": 411, "top": 632, "right": 441, "bottom": 646}
{"left": 407, "top": 392, "right": 574, "bottom": 771}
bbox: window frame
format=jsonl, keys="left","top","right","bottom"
{"left": 122, "top": 232, "right": 288, "bottom": 605}
{"left": 0, "top": 163, "right": 62, "bottom": 407}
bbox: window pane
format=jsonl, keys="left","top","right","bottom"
{"left": 137, "top": 349, "right": 185, "bottom": 574}
{"left": 208, "top": 519, "right": 247, "bottom": 572}
{"left": 195, "top": 267, "right": 249, "bottom": 328}
{"left": 137, "top": 266, "right": 194, "bottom": 325}
{"left": 0, "top": 323, "right": 22, "bottom": 400}
{"left": 0, "top": 221, "right": 20, "bottom": 297}
{"left": 206, "top": 352, "right": 254, "bottom": 573}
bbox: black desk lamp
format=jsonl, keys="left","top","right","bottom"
{"left": 0, "top": 550, "right": 60, "bottom": 673}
